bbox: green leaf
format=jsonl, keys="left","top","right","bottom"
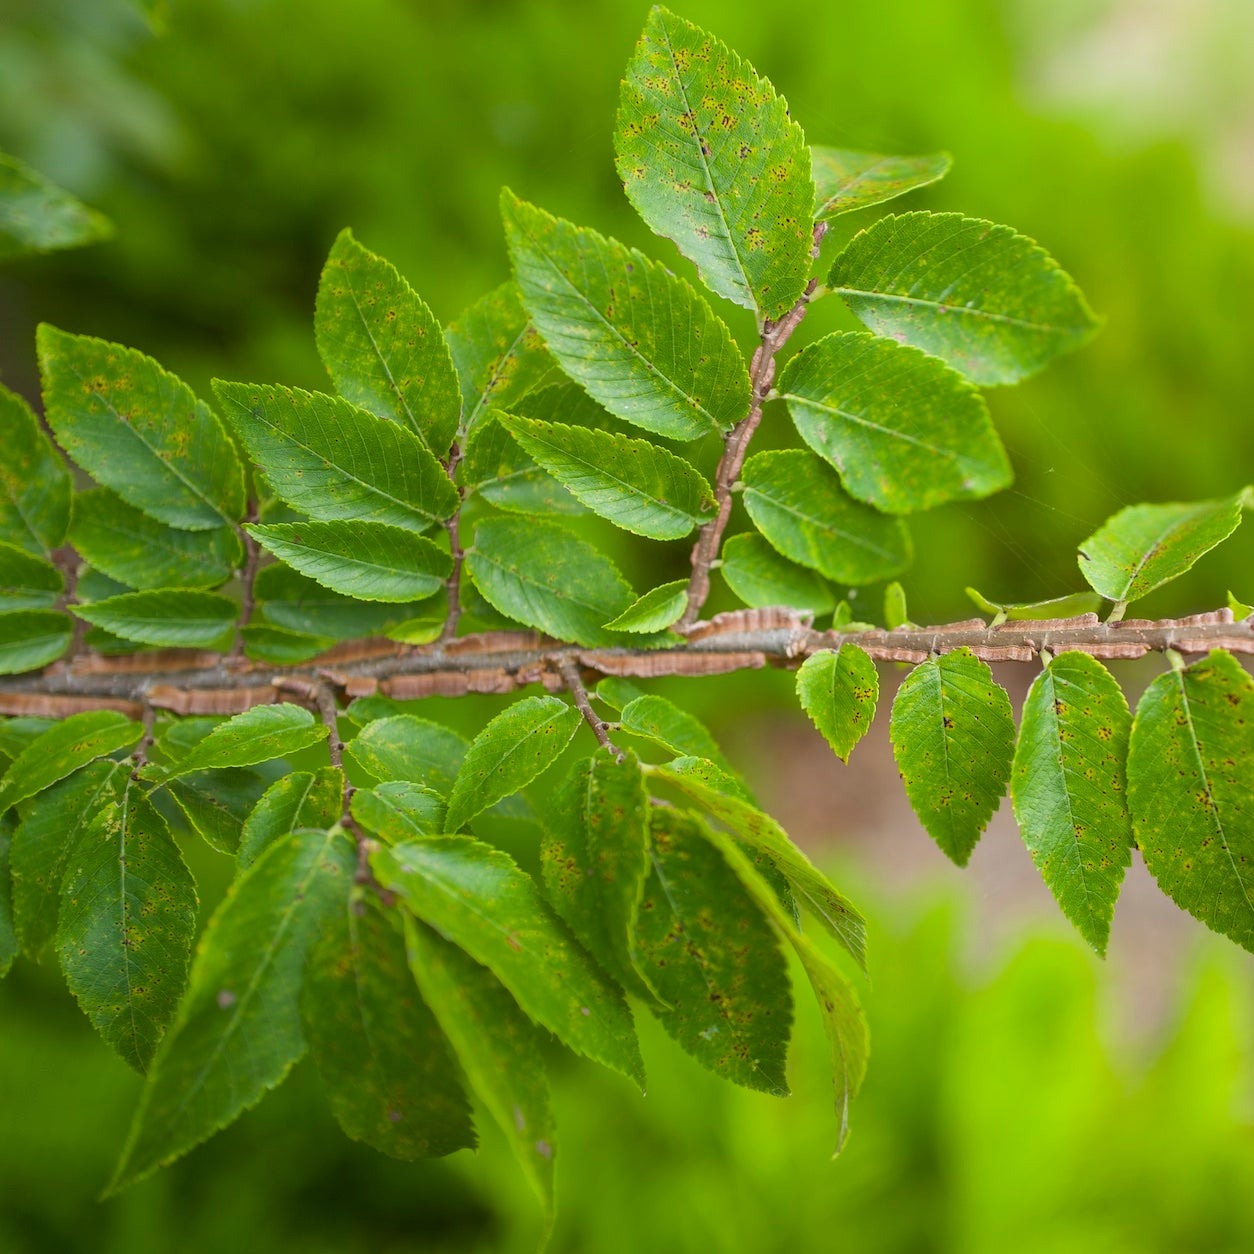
{"left": 344, "top": 715, "right": 467, "bottom": 797}
{"left": 502, "top": 192, "right": 749, "bottom": 442}
{"left": 462, "top": 412, "right": 583, "bottom": 516}
{"left": 779, "top": 332, "right": 1011, "bottom": 513}
{"left": 617, "top": 694, "right": 746, "bottom": 792}
{"left": 147, "top": 704, "right": 327, "bottom": 784}
{"left": 541, "top": 750, "right": 656, "bottom": 1000}
{"left": 1128, "top": 650, "right": 1254, "bottom": 952}
{"left": 466, "top": 516, "right": 635, "bottom": 647}
{"left": 0, "top": 716, "right": 56, "bottom": 761}
{"left": 73, "top": 589, "right": 238, "bottom": 650}
{"left": 70, "top": 489, "right": 242, "bottom": 590}
{"left": 109, "top": 828, "right": 355, "bottom": 1191}
{"left": 889, "top": 648, "right": 1015, "bottom": 866}
{"left": 0, "top": 541, "right": 63, "bottom": 609}
{"left": 57, "top": 787, "right": 197, "bottom": 1072}
{"left": 315, "top": 228, "right": 461, "bottom": 455}
{"left": 883, "top": 581, "right": 911, "bottom": 630}
{"left": 38, "top": 326, "right": 245, "bottom": 529}
{"left": 0, "top": 816, "right": 14, "bottom": 979}
{"left": 247, "top": 521, "right": 451, "bottom": 603}
{"left": 372, "top": 836, "right": 644, "bottom": 1086}
{"left": 638, "top": 807, "right": 792, "bottom": 1093}
{"left": 0, "top": 710, "right": 143, "bottom": 814}
{"left": 605, "top": 582, "right": 688, "bottom": 633}
{"left": 796, "top": 645, "right": 879, "bottom": 764}
{"left": 241, "top": 623, "right": 334, "bottom": 665}
{"left": 167, "top": 765, "right": 284, "bottom": 857}
{"left": 0, "top": 610, "right": 71, "bottom": 674}
{"left": 254, "top": 563, "right": 425, "bottom": 641}
{"left": 445, "top": 695, "right": 580, "bottom": 832}
{"left": 445, "top": 281, "right": 557, "bottom": 433}
{"left": 0, "top": 383, "right": 72, "bottom": 554}
{"left": 646, "top": 757, "right": 867, "bottom": 971}
{"left": 0, "top": 152, "right": 112, "bottom": 260}
{"left": 615, "top": 7, "right": 814, "bottom": 319}
{"left": 965, "top": 586, "right": 1102, "bottom": 623}
{"left": 719, "top": 533, "right": 835, "bottom": 615}
{"left": 812, "top": 146, "right": 951, "bottom": 219}
{"left": 303, "top": 892, "right": 474, "bottom": 1159}
{"left": 351, "top": 781, "right": 446, "bottom": 842}
{"left": 238, "top": 768, "right": 343, "bottom": 869}
{"left": 9, "top": 759, "right": 127, "bottom": 958}
{"left": 1011, "top": 652, "right": 1133, "bottom": 955}
{"left": 403, "top": 917, "right": 555, "bottom": 1230}
{"left": 1228, "top": 591, "right": 1253, "bottom": 620}
{"left": 212, "top": 381, "right": 457, "bottom": 531}
{"left": 1077, "top": 490, "right": 1249, "bottom": 606}
{"left": 741, "top": 450, "right": 912, "bottom": 585}
{"left": 829, "top": 212, "right": 1100, "bottom": 386}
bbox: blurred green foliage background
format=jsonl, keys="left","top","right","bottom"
{"left": 2, "top": 0, "right": 1254, "bottom": 1249}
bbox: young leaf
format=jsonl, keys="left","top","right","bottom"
{"left": 372, "top": 836, "right": 645, "bottom": 1086}
{"left": 1077, "top": 490, "right": 1249, "bottom": 607}
{"left": 462, "top": 412, "right": 583, "bottom": 517}
{"left": 812, "top": 146, "right": 951, "bottom": 219}
{"left": 315, "top": 228, "right": 461, "bottom": 455}
{"left": 830, "top": 212, "right": 1099, "bottom": 386}
{"left": 466, "top": 516, "right": 636, "bottom": 647}
{"left": 0, "top": 383, "right": 72, "bottom": 555}
{"left": 796, "top": 645, "right": 879, "bottom": 764}
{"left": 0, "top": 610, "right": 72, "bottom": 674}
{"left": 238, "top": 767, "right": 343, "bottom": 869}
{"left": 212, "top": 381, "right": 458, "bottom": 531}
{"left": 1128, "top": 650, "right": 1254, "bottom": 952}
{"left": 965, "top": 586, "right": 1102, "bottom": 624}
{"left": 303, "top": 891, "right": 475, "bottom": 1159}
{"left": 0, "top": 710, "right": 143, "bottom": 814}
{"left": 541, "top": 749, "right": 656, "bottom": 1000}
{"left": 344, "top": 715, "right": 467, "bottom": 797}
{"left": 0, "top": 542, "right": 63, "bottom": 609}
{"left": 351, "top": 781, "right": 447, "bottom": 842}
{"left": 779, "top": 332, "right": 1011, "bottom": 514}
{"left": 146, "top": 704, "right": 327, "bottom": 784}
{"left": 719, "top": 533, "right": 835, "bottom": 615}
{"left": 247, "top": 521, "right": 451, "bottom": 603}
{"left": 1011, "top": 651, "right": 1133, "bottom": 955}
{"left": 1228, "top": 591, "right": 1253, "bottom": 620}
{"left": 445, "top": 695, "right": 580, "bottom": 832}
{"left": 605, "top": 582, "right": 688, "bottom": 634}
{"left": 403, "top": 916, "right": 556, "bottom": 1231}
{"left": 741, "top": 450, "right": 912, "bottom": 584}
{"left": 889, "top": 647, "right": 1015, "bottom": 866}
{"left": 73, "top": 589, "right": 238, "bottom": 650}
{"left": 883, "top": 582, "right": 911, "bottom": 630}
{"left": 57, "top": 787, "right": 197, "bottom": 1072}
{"left": 37, "top": 326, "right": 245, "bottom": 529}
{"left": 638, "top": 807, "right": 793, "bottom": 1094}
{"left": 615, "top": 7, "right": 813, "bottom": 319}
{"left": 70, "top": 489, "right": 242, "bottom": 590}
{"left": 0, "top": 152, "right": 112, "bottom": 259}
{"left": 109, "top": 828, "right": 355, "bottom": 1191}
{"left": 499, "top": 413, "right": 716, "bottom": 539}
{"left": 617, "top": 694, "right": 746, "bottom": 793}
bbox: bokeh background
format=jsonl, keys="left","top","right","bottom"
{"left": 3, "top": 0, "right": 1254, "bottom": 1250}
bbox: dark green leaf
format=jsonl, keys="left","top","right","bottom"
{"left": 0, "top": 541, "right": 63, "bottom": 609}
{"left": 73, "top": 589, "right": 237, "bottom": 650}
{"left": 605, "top": 582, "right": 688, "bottom": 634}
{"left": 812, "top": 146, "right": 951, "bottom": 219}
{"left": 0, "top": 610, "right": 71, "bottom": 674}
{"left": 0, "top": 152, "right": 111, "bottom": 259}
{"left": 0, "top": 383, "right": 72, "bottom": 554}
{"left": 350, "top": 782, "right": 446, "bottom": 842}
{"left": 344, "top": 715, "right": 467, "bottom": 797}
{"left": 796, "top": 645, "right": 879, "bottom": 764}
{"left": 241, "top": 623, "right": 334, "bottom": 664}
{"left": 0, "top": 716, "right": 56, "bottom": 761}
{"left": 462, "top": 412, "right": 583, "bottom": 516}
{"left": 168, "top": 765, "right": 285, "bottom": 857}
{"left": 239, "top": 768, "right": 343, "bottom": 869}
{"left": 146, "top": 704, "right": 327, "bottom": 784}
{"left": 718, "top": 533, "right": 835, "bottom": 615}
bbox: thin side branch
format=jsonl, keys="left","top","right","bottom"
{"left": 557, "top": 656, "right": 624, "bottom": 761}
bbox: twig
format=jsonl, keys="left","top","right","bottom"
{"left": 52, "top": 544, "right": 88, "bottom": 660}
{"left": 441, "top": 441, "right": 465, "bottom": 643}
{"left": 557, "top": 656, "right": 624, "bottom": 761}
{"left": 129, "top": 692, "right": 157, "bottom": 780}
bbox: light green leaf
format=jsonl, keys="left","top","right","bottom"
{"left": 830, "top": 212, "right": 1100, "bottom": 386}
{"left": 965, "top": 586, "right": 1102, "bottom": 623}
{"left": 38, "top": 326, "right": 245, "bottom": 529}
{"left": 146, "top": 704, "right": 327, "bottom": 784}
{"left": 71, "top": 489, "right": 242, "bottom": 590}
{"left": 238, "top": 768, "right": 343, "bottom": 869}
{"left": 212, "top": 381, "right": 457, "bottom": 531}
{"left": 719, "top": 533, "right": 835, "bottom": 615}
{"left": 615, "top": 7, "right": 814, "bottom": 319}
{"left": 605, "top": 582, "right": 688, "bottom": 633}
{"left": 1227, "top": 591, "right": 1253, "bottom": 620}
{"left": 403, "top": 916, "right": 555, "bottom": 1231}
{"left": 502, "top": 192, "right": 749, "bottom": 441}
{"left": 462, "top": 412, "right": 583, "bottom": 516}
{"left": 780, "top": 331, "right": 1011, "bottom": 513}
{"left": 883, "top": 582, "right": 911, "bottom": 630}
{"left": 109, "top": 828, "right": 355, "bottom": 1191}
{"left": 796, "top": 646, "right": 879, "bottom": 764}
{"left": 593, "top": 678, "right": 647, "bottom": 713}
{"left": 1128, "top": 650, "right": 1254, "bottom": 952}
{"left": 617, "top": 694, "right": 746, "bottom": 793}
{"left": 1011, "top": 652, "right": 1132, "bottom": 955}
{"left": 315, "top": 228, "right": 461, "bottom": 455}
{"left": 0, "top": 541, "right": 63, "bottom": 609}
{"left": 500, "top": 413, "right": 715, "bottom": 540}
{"left": 57, "top": 787, "right": 197, "bottom": 1072}
{"left": 344, "top": 715, "right": 467, "bottom": 797}
{"left": 255, "top": 563, "right": 426, "bottom": 641}
{"left": 373, "top": 836, "right": 644, "bottom": 1086}
{"left": 445, "top": 695, "right": 580, "bottom": 833}
{"left": 73, "top": 589, "right": 238, "bottom": 650}
{"left": 1077, "top": 490, "right": 1249, "bottom": 606}
{"left": 742, "top": 450, "right": 912, "bottom": 584}
{"left": 0, "top": 610, "right": 72, "bottom": 674}
{"left": 0, "top": 710, "right": 143, "bottom": 814}
{"left": 351, "top": 781, "right": 446, "bottom": 842}
{"left": 304, "top": 892, "right": 475, "bottom": 1159}
{"left": 247, "top": 521, "right": 451, "bottom": 603}
{"left": 466, "top": 516, "right": 635, "bottom": 647}
{"left": 0, "top": 152, "right": 112, "bottom": 260}
{"left": 812, "top": 146, "right": 951, "bottom": 219}
{"left": 889, "top": 648, "right": 1015, "bottom": 866}
{"left": 0, "top": 383, "right": 72, "bottom": 554}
